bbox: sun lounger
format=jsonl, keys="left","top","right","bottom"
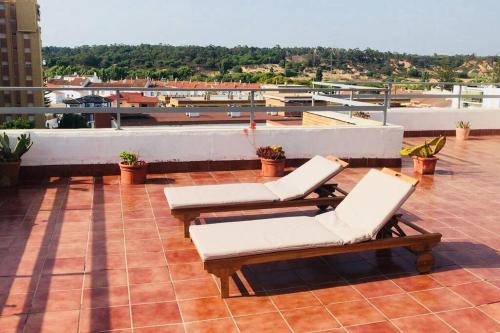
{"left": 165, "top": 155, "right": 349, "bottom": 237}
{"left": 189, "top": 168, "right": 442, "bottom": 298}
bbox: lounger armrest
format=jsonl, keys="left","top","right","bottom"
{"left": 381, "top": 168, "right": 419, "bottom": 186}
{"left": 325, "top": 155, "right": 349, "bottom": 168}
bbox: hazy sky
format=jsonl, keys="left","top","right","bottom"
{"left": 38, "top": 0, "right": 499, "bottom": 55}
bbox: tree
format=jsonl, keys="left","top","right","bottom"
{"left": 315, "top": 67, "right": 323, "bottom": 82}
{"left": 284, "top": 68, "right": 298, "bottom": 77}
{"left": 58, "top": 114, "right": 88, "bottom": 129}
{"left": 0, "top": 118, "right": 34, "bottom": 129}
{"left": 436, "top": 65, "right": 456, "bottom": 90}
{"left": 176, "top": 66, "right": 194, "bottom": 80}
{"left": 491, "top": 62, "right": 500, "bottom": 82}
{"left": 40, "top": 44, "right": 493, "bottom": 84}
{"left": 219, "top": 59, "right": 231, "bottom": 75}
{"left": 407, "top": 67, "right": 421, "bottom": 78}
{"left": 420, "top": 71, "right": 430, "bottom": 82}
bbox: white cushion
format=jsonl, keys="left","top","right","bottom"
{"left": 317, "top": 169, "right": 415, "bottom": 244}
{"left": 265, "top": 155, "right": 343, "bottom": 201}
{"left": 165, "top": 183, "right": 279, "bottom": 209}
{"left": 190, "top": 216, "right": 343, "bottom": 261}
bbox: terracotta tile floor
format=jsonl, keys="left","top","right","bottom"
{"left": 1, "top": 136, "right": 500, "bottom": 332}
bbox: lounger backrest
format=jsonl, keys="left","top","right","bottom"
{"left": 264, "top": 155, "right": 343, "bottom": 201}
{"left": 319, "top": 169, "right": 415, "bottom": 243}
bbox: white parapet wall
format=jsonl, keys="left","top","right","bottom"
{"left": 3, "top": 115, "right": 403, "bottom": 166}
{"left": 368, "top": 107, "right": 500, "bottom": 131}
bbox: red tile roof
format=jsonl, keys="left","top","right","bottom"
{"left": 152, "top": 81, "right": 262, "bottom": 89}
{"left": 88, "top": 79, "right": 150, "bottom": 88}
{"left": 46, "top": 78, "right": 88, "bottom": 87}
{"left": 108, "top": 92, "right": 159, "bottom": 104}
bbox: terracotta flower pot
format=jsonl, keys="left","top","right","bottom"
{"left": 412, "top": 156, "right": 438, "bottom": 175}
{"left": 0, "top": 160, "right": 21, "bottom": 187}
{"left": 119, "top": 161, "right": 148, "bottom": 185}
{"left": 260, "top": 158, "right": 286, "bottom": 177}
{"left": 455, "top": 128, "right": 470, "bottom": 141}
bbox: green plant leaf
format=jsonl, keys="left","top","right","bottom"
{"left": 433, "top": 136, "right": 446, "bottom": 155}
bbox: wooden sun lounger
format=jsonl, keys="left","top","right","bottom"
{"left": 194, "top": 169, "right": 442, "bottom": 298}
{"left": 169, "top": 156, "right": 349, "bottom": 238}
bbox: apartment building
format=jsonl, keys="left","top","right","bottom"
{"left": 0, "top": 0, "right": 44, "bottom": 127}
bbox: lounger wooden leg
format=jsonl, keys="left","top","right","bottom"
{"left": 416, "top": 251, "right": 434, "bottom": 273}
{"left": 213, "top": 269, "right": 232, "bottom": 298}
{"left": 173, "top": 213, "right": 200, "bottom": 238}
{"left": 220, "top": 274, "right": 230, "bottom": 298}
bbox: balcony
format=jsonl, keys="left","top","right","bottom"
{"left": 1, "top": 83, "right": 500, "bottom": 332}
{"left": 0, "top": 135, "right": 499, "bottom": 332}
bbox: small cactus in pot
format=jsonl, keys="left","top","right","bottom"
{"left": 256, "top": 145, "right": 286, "bottom": 177}
{"left": 456, "top": 121, "right": 471, "bottom": 141}
{"left": 0, "top": 132, "right": 33, "bottom": 187}
{"left": 119, "top": 151, "right": 148, "bottom": 185}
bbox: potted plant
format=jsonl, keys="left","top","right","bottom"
{"left": 456, "top": 121, "right": 471, "bottom": 141}
{"left": 256, "top": 145, "right": 286, "bottom": 177}
{"left": 119, "top": 151, "right": 148, "bottom": 184}
{"left": 400, "top": 136, "right": 446, "bottom": 175}
{"left": 0, "top": 132, "right": 33, "bottom": 187}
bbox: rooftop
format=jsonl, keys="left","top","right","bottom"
{"left": 0, "top": 136, "right": 498, "bottom": 332}
{"left": 108, "top": 93, "right": 159, "bottom": 105}
{"left": 62, "top": 95, "right": 112, "bottom": 105}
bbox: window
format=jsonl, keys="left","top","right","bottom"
{"left": 23, "top": 33, "right": 30, "bottom": 40}
{"left": 1, "top": 47, "right": 6, "bottom": 53}
{"left": 24, "top": 48, "right": 31, "bottom": 53}
{"left": 0, "top": 4, "right": 4, "bottom": 10}
{"left": 2, "top": 75, "right": 8, "bottom": 81}
{"left": 0, "top": 19, "right": 5, "bottom": 24}
{"left": 26, "top": 75, "right": 32, "bottom": 81}
{"left": 28, "top": 114, "right": 34, "bottom": 120}
{"left": 0, "top": 33, "right": 5, "bottom": 38}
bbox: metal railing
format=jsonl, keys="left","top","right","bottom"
{"left": 313, "top": 81, "right": 500, "bottom": 109}
{"left": 1, "top": 81, "right": 499, "bottom": 129}
{"left": 0, "top": 86, "right": 389, "bottom": 128}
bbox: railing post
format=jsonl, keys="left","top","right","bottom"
{"left": 349, "top": 90, "right": 353, "bottom": 118}
{"left": 383, "top": 88, "right": 389, "bottom": 126}
{"left": 387, "top": 83, "right": 393, "bottom": 110}
{"left": 457, "top": 84, "right": 462, "bottom": 109}
{"left": 249, "top": 90, "right": 255, "bottom": 126}
{"left": 116, "top": 89, "right": 121, "bottom": 130}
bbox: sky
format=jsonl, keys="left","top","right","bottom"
{"left": 38, "top": 0, "right": 500, "bottom": 56}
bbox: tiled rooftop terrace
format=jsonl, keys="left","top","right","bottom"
{"left": 0, "top": 136, "right": 499, "bottom": 333}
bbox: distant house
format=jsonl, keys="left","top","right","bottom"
{"left": 46, "top": 73, "right": 103, "bottom": 105}
{"left": 263, "top": 92, "right": 327, "bottom": 117}
{"left": 108, "top": 92, "right": 159, "bottom": 108}
{"left": 61, "top": 95, "right": 113, "bottom": 128}
{"left": 86, "top": 79, "right": 153, "bottom": 97}
{"left": 452, "top": 85, "right": 500, "bottom": 109}
{"left": 62, "top": 95, "right": 112, "bottom": 108}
